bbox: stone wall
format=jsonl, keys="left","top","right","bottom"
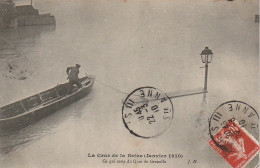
{"left": 0, "top": 1, "right": 55, "bottom": 29}
{"left": 16, "top": 5, "right": 39, "bottom": 16}
{"left": 17, "top": 15, "right": 55, "bottom": 27}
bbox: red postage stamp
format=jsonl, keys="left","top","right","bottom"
{"left": 209, "top": 119, "right": 259, "bottom": 168}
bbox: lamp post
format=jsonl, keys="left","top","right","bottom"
{"left": 200, "top": 47, "right": 213, "bottom": 106}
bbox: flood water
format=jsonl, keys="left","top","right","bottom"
{"left": 0, "top": 0, "right": 258, "bottom": 167}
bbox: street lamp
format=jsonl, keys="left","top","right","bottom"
{"left": 200, "top": 47, "right": 213, "bottom": 106}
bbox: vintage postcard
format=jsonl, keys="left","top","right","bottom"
{"left": 0, "top": 0, "right": 258, "bottom": 167}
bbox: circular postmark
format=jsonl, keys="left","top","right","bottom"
{"left": 122, "top": 87, "right": 173, "bottom": 138}
{"left": 209, "top": 100, "right": 259, "bottom": 147}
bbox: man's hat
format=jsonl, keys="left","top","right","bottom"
{"left": 76, "top": 64, "right": 81, "bottom": 67}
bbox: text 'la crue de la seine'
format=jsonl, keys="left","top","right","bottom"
{"left": 88, "top": 153, "right": 183, "bottom": 158}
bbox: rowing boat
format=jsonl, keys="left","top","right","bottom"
{"left": 0, "top": 75, "right": 95, "bottom": 134}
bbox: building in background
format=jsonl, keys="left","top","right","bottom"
{"left": 0, "top": 0, "right": 55, "bottom": 30}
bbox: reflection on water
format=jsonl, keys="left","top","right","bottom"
{"left": 0, "top": 25, "right": 55, "bottom": 59}
{"left": 0, "top": 25, "right": 55, "bottom": 80}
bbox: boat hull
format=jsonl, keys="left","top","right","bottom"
{"left": 0, "top": 77, "right": 94, "bottom": 134}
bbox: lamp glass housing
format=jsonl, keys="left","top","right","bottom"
{"left": 201, "top": 54, "right": 213, "bottom": 63}
{"left": 200, "top": 47, "right": 213, "bottom": 63}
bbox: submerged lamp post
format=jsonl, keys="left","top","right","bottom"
{"left": 200, "top": 47, "right": 213, "bottom": 105}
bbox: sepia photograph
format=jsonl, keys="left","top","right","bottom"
{"left": 0, "top": 0, "right": 259, "bottom": 167}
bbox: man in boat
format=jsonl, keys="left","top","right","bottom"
{"left": 67, "top": 64, "right": 82, "bottom": 94}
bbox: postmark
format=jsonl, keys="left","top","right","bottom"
{"left": 209, "top": 120, "right": 259, "bottom": 168}
{"left": 122, "top": 87, "right": 173, "bottom": 138}
{"left": 209, "top": 100, "right": 259, "bottom": 168}
{"left": 209, "top": 101, "right": 259, "bottom": 143}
